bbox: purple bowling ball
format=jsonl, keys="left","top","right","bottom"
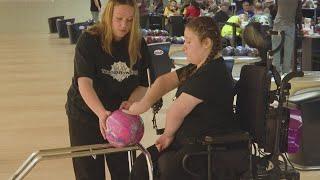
{"left": 105, "top": 110, "right": 144, "bottom": 147}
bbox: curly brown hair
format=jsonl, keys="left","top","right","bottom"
{"left": 178, "top": 16, "right": 222, "bottom": 84}
{"left": 185, "top": 16, "right": 222, "bottom": 63}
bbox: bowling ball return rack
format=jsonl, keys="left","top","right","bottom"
{"left": 10, "top": 143, "right": 153, "bottom": 180}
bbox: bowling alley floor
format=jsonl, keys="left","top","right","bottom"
{"left": 0, "top": 33, "right": 320, "bottom": 180}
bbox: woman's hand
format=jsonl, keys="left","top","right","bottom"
{"left": 155, "top": 134, "right": 174, "bottom": 152}
{"left": 124, "top": 100, "right": 151, "bottom": 115}
{"left": 119, "top": 101, "right": 133, "bottom": 110}
{"left": 98, "top": 110, "right": 111, "bottom": 140}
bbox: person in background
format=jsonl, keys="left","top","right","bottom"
{"left": 163, "top": 0, "right": 180, "bottom": 28}
{"left": 153, "top": 0, "right": 165, "bottom": 14}
{"left": 129, "top": 16, "right": 239, "bottom": 180}
{"left": 221, "top": 14, "right": 248, "bottom": 46}
{"left": 90, "top": 0, "right": 102, "bottom": 23}
{"left": 213, "top": 1, "right": 231, "bottom": 25}
{"left": 184, "top": 0, "right": 201, "bottom": 21}
{"left": 303, "top": 0, "right": 315, "bottom": 8}
{"left": 249, "top": 2, "right": 272, "bottom": 27}
{"left": 237, "top": 0, "right": 254, "bottom": 18}
{"left": 180, "top": 0, "right": 191, "bottom": 14}
{"left": 65, "top": 0, "right": 152, "bottom": 179}
{"left": 137, "top": 0, "right": 149, "bottom": 28}
{"left": 263, "top": 0, "right": 277, "bottom": 20}
{"left": 272, "top": 0, "right": 299, "bottom": 74}
{"left": 164, "top": 0, "right": 180, "bottom": 18}
{"left": 235, "top": 0, "right": 244, "bottom": 11}
{"left": 201, "top": 0, "right": 220, "bottom": 16}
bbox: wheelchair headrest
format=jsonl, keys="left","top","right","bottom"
{"left": 235, "top": 64, "right": 271, "bottom": 146}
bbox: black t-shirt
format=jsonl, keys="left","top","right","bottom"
{"left": 174, "top": 57, "right": 237, "bottom": 141}
{"left": 67, "top": 32, "right": 151, "bottom": 116}
{"left": 90, "top": 0, "right": 101, "bottom": 12}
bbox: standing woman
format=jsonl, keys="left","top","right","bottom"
{"left": 65, "top": 0, "right": 152, "bottom": 179}
{"left": 272, "top": 0, "right": 299, "bottom": 74}
{"left": 90, "top": 0, "right": 102, "bottom": 23}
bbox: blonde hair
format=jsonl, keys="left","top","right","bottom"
{"left": 87, "top": 0, "right": 141, "bottom": 68}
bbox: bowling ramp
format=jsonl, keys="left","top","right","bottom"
{"left": 10, "top": 143, "right": 153, "bottom": 180}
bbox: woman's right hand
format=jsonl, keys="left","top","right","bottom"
{"left": 125, "top": 100, "right": 151, "bottom": 115}
{"left": 98, "top": 110, "right": 111, "bottom": 140}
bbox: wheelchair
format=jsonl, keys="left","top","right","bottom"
{"left": 148, "top": 27, "right": 302, "bottom": 180}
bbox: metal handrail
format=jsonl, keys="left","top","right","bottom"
{"left": 10, "top": 143, "right": 153, "bottom": 180}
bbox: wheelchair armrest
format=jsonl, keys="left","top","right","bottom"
{"left": 200, "top": 131, "right": 249, "bottom": 145}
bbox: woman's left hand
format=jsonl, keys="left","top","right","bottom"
{"left": 155, "top": 134, "right": 174, "bottom": 152}
{"left": 119, "top": 101, "right": 133, "bottom": 110}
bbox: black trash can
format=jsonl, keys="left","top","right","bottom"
{"left": 67, "top": 21, "right": 92, "bottom": 44}
{"left": 148, "top": 13, "right": 164, "bottom": 30}
{"left": 167, "top": 15, "right": 185, "bottom": 37}
{"left": 48, "top": 16, "right": 64, "bottom": 33}
{"left": 56, "top": 18, "right": 75, "bottom": 38}
{"left": 147, "top": 42, "right": 172, "bottom": 78}
{"left": 288, "top": 86, "right": 320, "bottom": 170}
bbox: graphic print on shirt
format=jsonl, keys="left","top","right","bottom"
{"left": 101, "top": 61, "right": 138, "bottom": 82}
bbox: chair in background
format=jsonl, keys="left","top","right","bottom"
{"left": 147, "top": 42, "right": 173, "bottom": 78}
{"left": 56, "top": 18, "right": 75, "bottom": 38}
{"left": 149, "top": 13, "right": 164, "bottom": 30}
{"left": 48, "top": 16, "right": 64, "bottom": 33}
{"left": 167, "top": 15, "right": 185, "bottom": 37}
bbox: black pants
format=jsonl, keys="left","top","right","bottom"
{"left": 66, "top": 101, "right": 129, "bottom": 180}
{"left": 130, "top": 142, "right": 248, "bottom": 180}
{"left": 130, "top": 143, "right": 208, "bottom": 180}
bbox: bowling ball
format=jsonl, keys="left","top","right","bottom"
{"left": 146, "top": 29, "right": 153, "bottom": 36}
{"left": 177, "top": 36, "right": 185, "bottom": 44}
{"left": 154, "top": 29, "right": 160, "bottom": 36}
{"left": 159, "top": 36, "right": 167, "bottom": 42}
{"left": 166, "top": 37, "right": 172, "bottom": 43}
{"left": 105, "top": 110, "right": 144, "bottom": 148}
{"left": 141, "top": 29, "right": 148, "bottom": 37}
{"left": 234, "top": 46, "right": 248, "bottom": 56}
{"left": 154, "top": 36, "right": 161, "bottom": 43}
{"left": 160, "top": 30, "right": 169, "bottom": 36}
{"left": 247, "top": 47, "right": 259, "bottom": 57}
{"left": 315, "top": 24, "right": 320, "bottom": 34}
{"left": 171, "top": 36, "right": 178, "bottom": 44}
{"left": 145, "top": 36, "right": 153, "bottom": 44}
{"left": 222, "top": 46, "right": 235, "bottom": 56}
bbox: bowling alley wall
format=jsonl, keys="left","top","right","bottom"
{"left": 0, "top": 0, "right": 105, "bottom": 33}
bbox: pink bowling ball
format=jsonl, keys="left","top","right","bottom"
{"left": 105, "top": 110, "right": 144, "bottom": 147}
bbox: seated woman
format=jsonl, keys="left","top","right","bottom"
{"left": 128, "top": 16, "right": 240, "bottom": 179}
{"left": 163, "top": 0, "right": 180, "bottom": 29}
{"left": 163, "top": 0, "right": 179, "bottom": 18}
